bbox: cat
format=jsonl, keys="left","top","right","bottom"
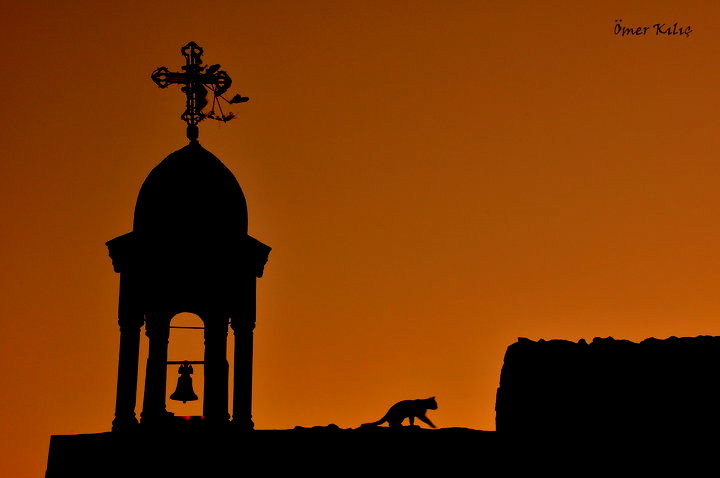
{"left": 361, "top": 397, "right": 438, "bottom": 428}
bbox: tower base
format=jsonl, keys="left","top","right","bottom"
{"left": 46, "top": 425, "right": 491, "bottom": 477}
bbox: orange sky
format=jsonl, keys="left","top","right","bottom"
{"left": 1, "top": 1, "right": 719, "bottom": 476}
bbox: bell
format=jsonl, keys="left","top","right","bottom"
{"left": 170, "top": 361, "right": 198, "bottom": 403}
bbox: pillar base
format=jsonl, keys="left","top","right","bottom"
{"left": 231, "top": 417, "right": 254, "bottom": 431}
{"left": 111, "top": 415, "right": 138, "bottom": 432}
{"left": 139, "top": 410, "right": 175, "bottom": 426}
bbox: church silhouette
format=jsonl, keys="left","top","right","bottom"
{"left": 45, "top": 43, "right": 716, "bottom": 477}
{"left": 107, "top": 139, "right": 270, "bottom": 430}
{"left": 46, "top": 42, "right": 487, "bottom": 478}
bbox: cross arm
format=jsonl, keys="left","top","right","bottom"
{"left": 151, "top": 67, "right": 187, "bottom": 88}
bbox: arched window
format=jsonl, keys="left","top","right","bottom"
{"left": 166, "top": 313, "right": 205, "bottom": 418}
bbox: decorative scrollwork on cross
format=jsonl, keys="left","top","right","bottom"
{"left": 151, "top": 42, "right": 249, "bottom": 142}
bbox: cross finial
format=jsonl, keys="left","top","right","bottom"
{"left": 151, "top": 42, "right": 249, "bottom": 142}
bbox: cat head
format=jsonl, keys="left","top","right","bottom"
{"left": 426, "top": 396, "right": 438, "bottom": 409}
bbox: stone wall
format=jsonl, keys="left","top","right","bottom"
{"left": 496, "top": 336, "right": 720, "bottom": 435}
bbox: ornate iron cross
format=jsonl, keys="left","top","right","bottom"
{"left": 151, "top": 42, "right": 249, "bottom": 142}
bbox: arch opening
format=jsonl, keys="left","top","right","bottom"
{"left": 166, "top": 313, "right": 206, "bottom": 418}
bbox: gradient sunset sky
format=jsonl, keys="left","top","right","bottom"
{"left": 1, "top": 1, "right": 719, "bottom": 476}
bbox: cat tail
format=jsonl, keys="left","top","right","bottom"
{"left": 360, "top": 415, "right": 388, "bottom": 427}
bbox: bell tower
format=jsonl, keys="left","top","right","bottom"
{"left": 106, "top": 42, "right": 269, "bottom": 430}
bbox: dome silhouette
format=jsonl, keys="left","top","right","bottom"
{"left": 104, "top": 141, "right": 263, "bottom": 311}
{"left": 133, "top": 141, "right": 248, "bottom": 239}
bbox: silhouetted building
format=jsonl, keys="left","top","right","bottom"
{"left": 106, "top": 140, "right": 270, "bottom": 429}
{"left": 103, "top": 42, "right": 270, "bottom": 430}
{"left": 49, "top": 41, "right": 507, "bottom": 478}
{"left": 496, "top": 335, "right": 720, "bottom": 436}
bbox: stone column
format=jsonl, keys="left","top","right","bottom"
{"left": 112, "top": 314, "right": 143, "bottom": 430}
{"left": 231, "top": 277, "right": 256, "bottom": 430}
{"left": 141, "top": 312, "right": 172, "bottom": 423}
{"left": 203, "top": 315, "right": 230, "bottom": 423}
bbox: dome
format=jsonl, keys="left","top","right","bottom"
{"left": 133, "top": 142, "right": 248, "bottom": 239}
{"left": 106, "top": 141, "right": 268, "bottom": 313}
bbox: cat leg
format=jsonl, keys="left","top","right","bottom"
{"left": 389, "top": 419, "right": 402, "bottom": 428}
{"left": 417, "top": 414, "right": 436, "bottom": 428}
